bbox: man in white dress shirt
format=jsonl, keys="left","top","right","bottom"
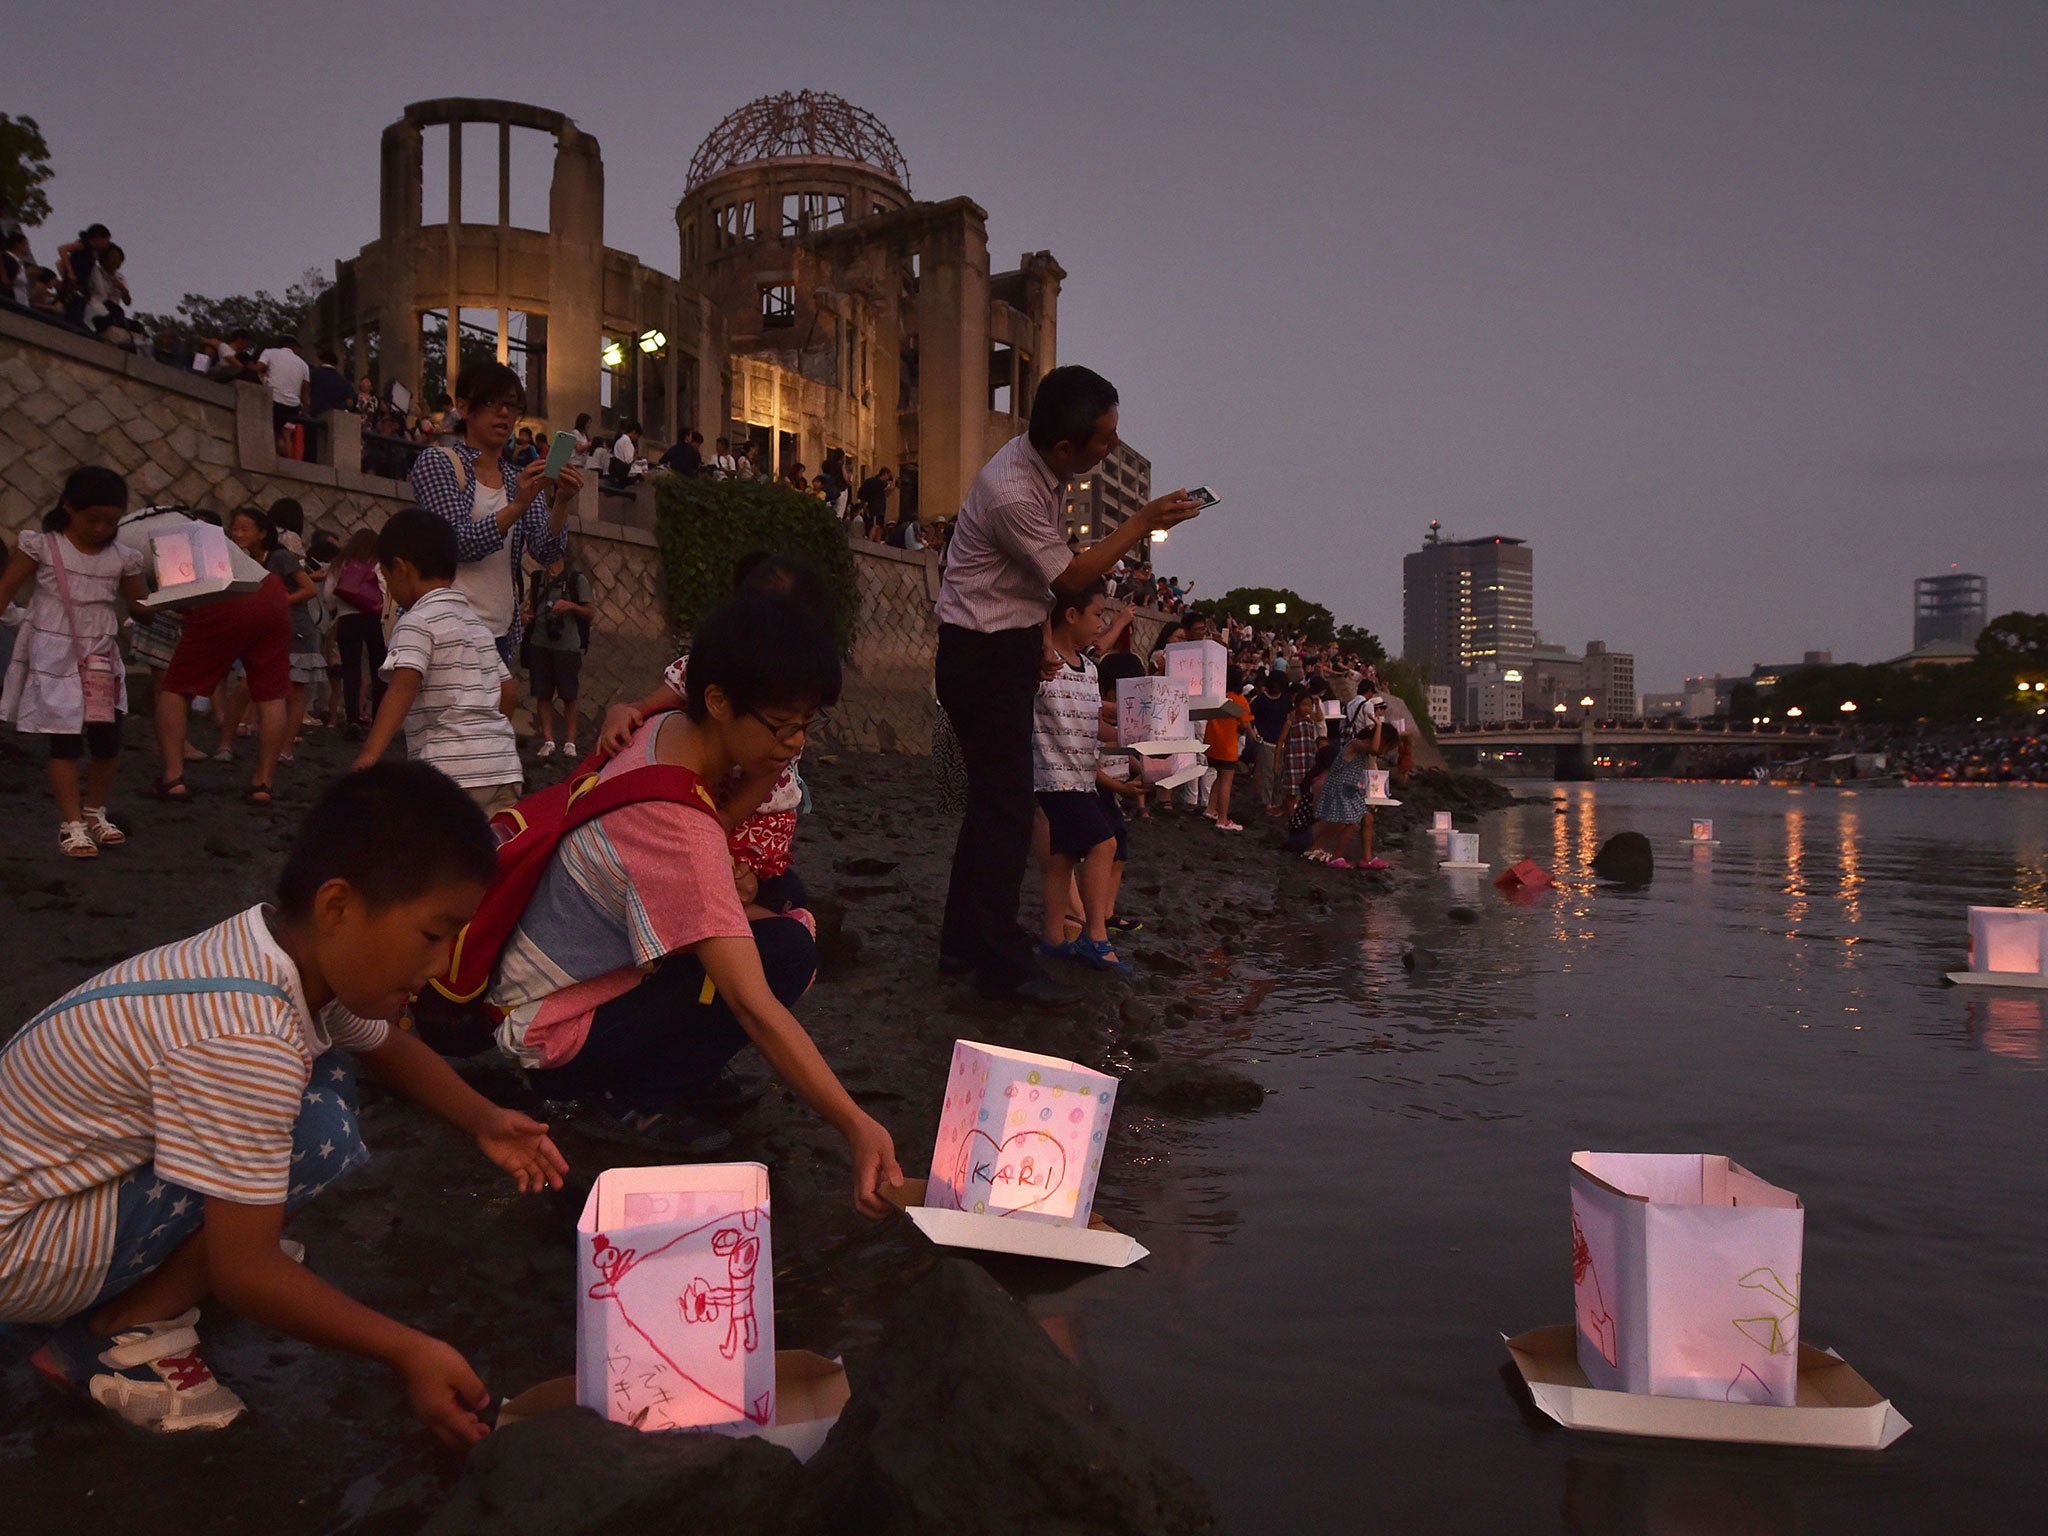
{"left": 934, "top": 365, "right": 1202, "bottom": 1003}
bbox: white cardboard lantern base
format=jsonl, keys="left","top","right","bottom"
{"left": 1503, "top": 1326, "right": 1908, "bottom": 1450}
{"left": 1684, "top": 837, "right": 1722, "bottom": 847}
{"left": 1944, "top": 968, "right": 2048, "bottom": 989}
{"left": 1361, "top": 796, "right": 1402, "bottom": 809}
{"left": 886, "top": 1179, "right": 1148, "bottom": 1268}
{"left": 1440, "top": 859, "right": 1490, "bottom": 870}
{"left": 498, "top": 1350, "right": 849, "bottom": 1462}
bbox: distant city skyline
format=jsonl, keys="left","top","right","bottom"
{"left": 5, "top": 2, "right": 2044, "bottom": 690}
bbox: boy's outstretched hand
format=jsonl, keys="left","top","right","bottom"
{"left": 396, "top": 1335, "right": 493, "bottom": 1448}
{"left": 475, "top": 1106, "right": 568, "bottom": 1193}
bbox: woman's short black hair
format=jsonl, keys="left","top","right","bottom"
{"left": 1028, "top": 365, "right": 1119, "bottom": 452}
{"left": 685, "top": 592, "right": 842, "bottom": 722}
{"left": 733, "top": 551, "right": 837, "bottom": 629}
{"left": 454, "top": 359, "right": 526, "bottom": 414}
{"left": 277, "top": 762, "right": 497, "bottom": 918}
{"left": 376, "top": 506, "right": 459, "bottom": 580}
{"left": 43, "top": 465, "right": 128, "bottom": 531}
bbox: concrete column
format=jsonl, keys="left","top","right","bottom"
{"left": 913, "top": 203, "right": 991, "bottom": 520}
{"left": 445, "top": 125, "right": 462, "bottom": 403}
{"left": 377, "top": 121, "right": 422, "bottom": 406}
{"left": 546, "top": 123, "right": 605, "bottom": 438}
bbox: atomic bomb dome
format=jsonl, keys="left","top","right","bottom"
{"left": 685, "top": 90, "right": 910, "bottom": 193}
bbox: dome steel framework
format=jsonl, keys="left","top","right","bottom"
{"left": 685, "top": 90, "right": 910, "bottom": 193}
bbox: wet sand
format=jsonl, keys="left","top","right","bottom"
{"left": 0, "top": 717, "right": 1508, "bottom": 1532}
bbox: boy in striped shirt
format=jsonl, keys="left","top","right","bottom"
{"left": 351, "top": 508, "right": 523, "bottom": 815}
{"left": 0, "top": 763, "right": 567, "bottom": 1441}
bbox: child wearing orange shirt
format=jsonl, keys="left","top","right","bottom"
{"left": 1204, "top": 665, "right": 1252, "bottom": 833}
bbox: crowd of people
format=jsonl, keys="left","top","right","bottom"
{"left": 1889, "top": 726, "right": 2048, "bottom": 785}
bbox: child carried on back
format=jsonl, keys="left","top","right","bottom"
{"left": 0, "top": 764, "right": 565, "bottom": 1441}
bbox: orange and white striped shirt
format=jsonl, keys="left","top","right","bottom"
{"left": 0, "top": 906, "right": 390, "bottom": 1323}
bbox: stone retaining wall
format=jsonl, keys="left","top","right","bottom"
{"left": 1, "top": 310, "right": 1193, "bottom": 756}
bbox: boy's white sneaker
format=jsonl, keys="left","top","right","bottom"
{"left": 31, "top": 1307, "right": 248, "bottom": 1433}
{"left": 535, "top": 741, "right": 556, "bottom": 759}
{"left": 562, "top": 741, "right": 578, "bottom": 759}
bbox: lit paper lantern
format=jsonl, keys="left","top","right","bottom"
{"left": 1163, "top": 639, "right": 1228, "bottom": 708}
{"left": 577, "top": 1164, "right": 776, "bottom": 1431}
{"left": 928, "top": 1041, "right": 1118, "bottom": 1227}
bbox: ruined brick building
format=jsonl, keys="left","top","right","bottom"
{"left": 316, "top": 91, "right": 1065, "bottom": 521}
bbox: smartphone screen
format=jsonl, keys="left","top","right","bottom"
{"left": 1186, "top": 485, "right": 1220, "bottom": 509}
{"left": 542, "top": 429, "right": 577, "bottom": 480}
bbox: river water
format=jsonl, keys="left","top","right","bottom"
{"left": 1058, "top": 782, "right": 2048, "bottom": 1534}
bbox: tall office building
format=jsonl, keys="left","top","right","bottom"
{"left": 1064, "top": 439, "right": 1151, "bottom": 542}
{"left": 1402, "top": 524, "right": 1534, "bottom": 723}
{"left": 1913, "top": 572, "right": 1987, "bottom": 649}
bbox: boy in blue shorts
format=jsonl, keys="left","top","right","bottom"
{"left": 0, "top": 763, "right": 566, "bottom": 1442}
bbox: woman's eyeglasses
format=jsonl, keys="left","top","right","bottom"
{"left": 749, "top": 709, "right": 829, "bottom": 744}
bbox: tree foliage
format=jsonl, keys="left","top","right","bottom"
{"left": 1723, "top": 621, "right": 2048, "bottom": 727}
{"left": 0, "top": 113, "right": 53, "bottom": 228}
{"left": 1334, "top": 624, "right": 1387, "bottom": 665}
{"left": 1210, "top": 586, "right": 1336, "bottom": 642}
{"left": 1977, "top": 611, "right": 2048, "bottom": 667}
{"left": 653, "top": 476, "right": 860, "bottom": 657}
{"left": 134, "top": 269, "right": 332, "bottom": 349}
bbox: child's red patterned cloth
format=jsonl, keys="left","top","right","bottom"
{"left": 729, "top": 809, "right": 797, "bottom": 877}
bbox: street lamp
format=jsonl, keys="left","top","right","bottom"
{"left": 1150, "top": 529, "right": 1168, "bottom": 544}
{"left": 1787, "top": 706, "right": 1803, "bottom": 718}
{"left": 1580, "top": 695, "right": 1597, "bottom": 709}
{"left": 1553, "top": 702, "right": 1567, "bottom": 715}
{"left": 1839, "top": 700, "right": 1858, "bottom": 713}
{"left": 601, "top": 339, "right": 625, "bottom": 369}
{"left": 1274, "top": 602, "right": 1287, "bottom": 615}
{"left": 1247, "top": 603, "right": 1261, "bottom": 616}
{"left": 637, "top": 328, "right": 667, "bottom": 354}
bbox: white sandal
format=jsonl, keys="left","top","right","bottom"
{"left": 59, "top": 821, "right": 98, "bottom": 859}
{"left": 83, "top": 806, "right": 127, "bottom": 845}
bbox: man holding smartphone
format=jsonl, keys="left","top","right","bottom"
{"left": 935, "top": 365, "right": 1204, "bottom": 1004}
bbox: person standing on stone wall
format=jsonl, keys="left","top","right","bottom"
{"left": 407, "top": 360, "right": 583, "bottom": 715}
{"left": 934, "top": 364, "right": 1202, "bottom": 1004}
{"left": 857, "top": 466, "right": 893, "bottom": 534}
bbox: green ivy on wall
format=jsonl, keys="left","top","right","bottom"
{"left": 653, "top": 476, "right": 861, "bottom": 656}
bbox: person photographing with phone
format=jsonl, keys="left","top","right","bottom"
{"left": 934, "top": 364, "right": 1205, "bottom": 1005}
{"left": 407, "top": 362, "right": 585, "bottom": 716}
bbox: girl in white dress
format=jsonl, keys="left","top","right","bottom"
{"left": 0, "top": 467, "right": 150, "bottom": 857}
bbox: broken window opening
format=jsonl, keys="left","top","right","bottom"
{"left": 989, "top": 344, "right": 1016, "bottom": 416}
{"left": 762, "top": 284, "right": 796, "bottom": 329}
{"left": 781, "top": 191, "right": 848, "bottom": 239}
{"left": 714, "top": 201, "right": 756, "bottom": 247}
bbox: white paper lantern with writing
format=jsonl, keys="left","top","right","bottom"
{"left": 928, "top": 1041, "right": 1118, "bottom": 1227}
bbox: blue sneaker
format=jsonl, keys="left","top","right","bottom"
{"left": 32, "top": 1307, "right": 247, "bottom": 1432}
{"left": 1072, "top": 938, "right": 1134, "bottom": 976}
{"left": 1038, "top": 938, "right": 1083, "bottom": 962}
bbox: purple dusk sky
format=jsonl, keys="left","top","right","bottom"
{"left": 7, "top": 1, "right": 2043, "bottom": 690}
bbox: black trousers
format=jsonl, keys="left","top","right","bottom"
{"left": 335, "top": 612, "right": 387, "bottom": 723}
{"left": 936, "top": 622, "right": 1044, "bottom": 990}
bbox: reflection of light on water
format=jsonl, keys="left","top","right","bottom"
{"left": 1971, "top": 995, "right": 2045, "bottom": 1063}
{"left": 1838, "top": 808, "right": 1863, "bottom": 930}
{"left": 1782, "top": 810, "right": 1808, "bottom": 937}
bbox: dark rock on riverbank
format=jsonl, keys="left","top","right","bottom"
{"left": 422, "top": 1409, "right": 802, "bottom": 1536}
{"left": 1119, "top": 1059, "right": 1266, "bottom": 1116}
{"left": 794, "top": 1260, "right": 1220, "bottom": 1535}
{"left": 1592, "top": 831, "right": 1655, "bottom": 887}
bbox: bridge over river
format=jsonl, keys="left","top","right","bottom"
{"left": 1433, "top": 718, "right": 1845, "bottom": 778}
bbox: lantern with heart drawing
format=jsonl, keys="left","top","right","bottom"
{"left": 576, "top": 1163, "right": 776, "bottom": 1433}
{"left": 928, "top": 1041, "right": 1118, "bottom": 1227}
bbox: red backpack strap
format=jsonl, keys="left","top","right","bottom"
{"left": 556, "top": 763, "right": 720, "bottom": 831}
